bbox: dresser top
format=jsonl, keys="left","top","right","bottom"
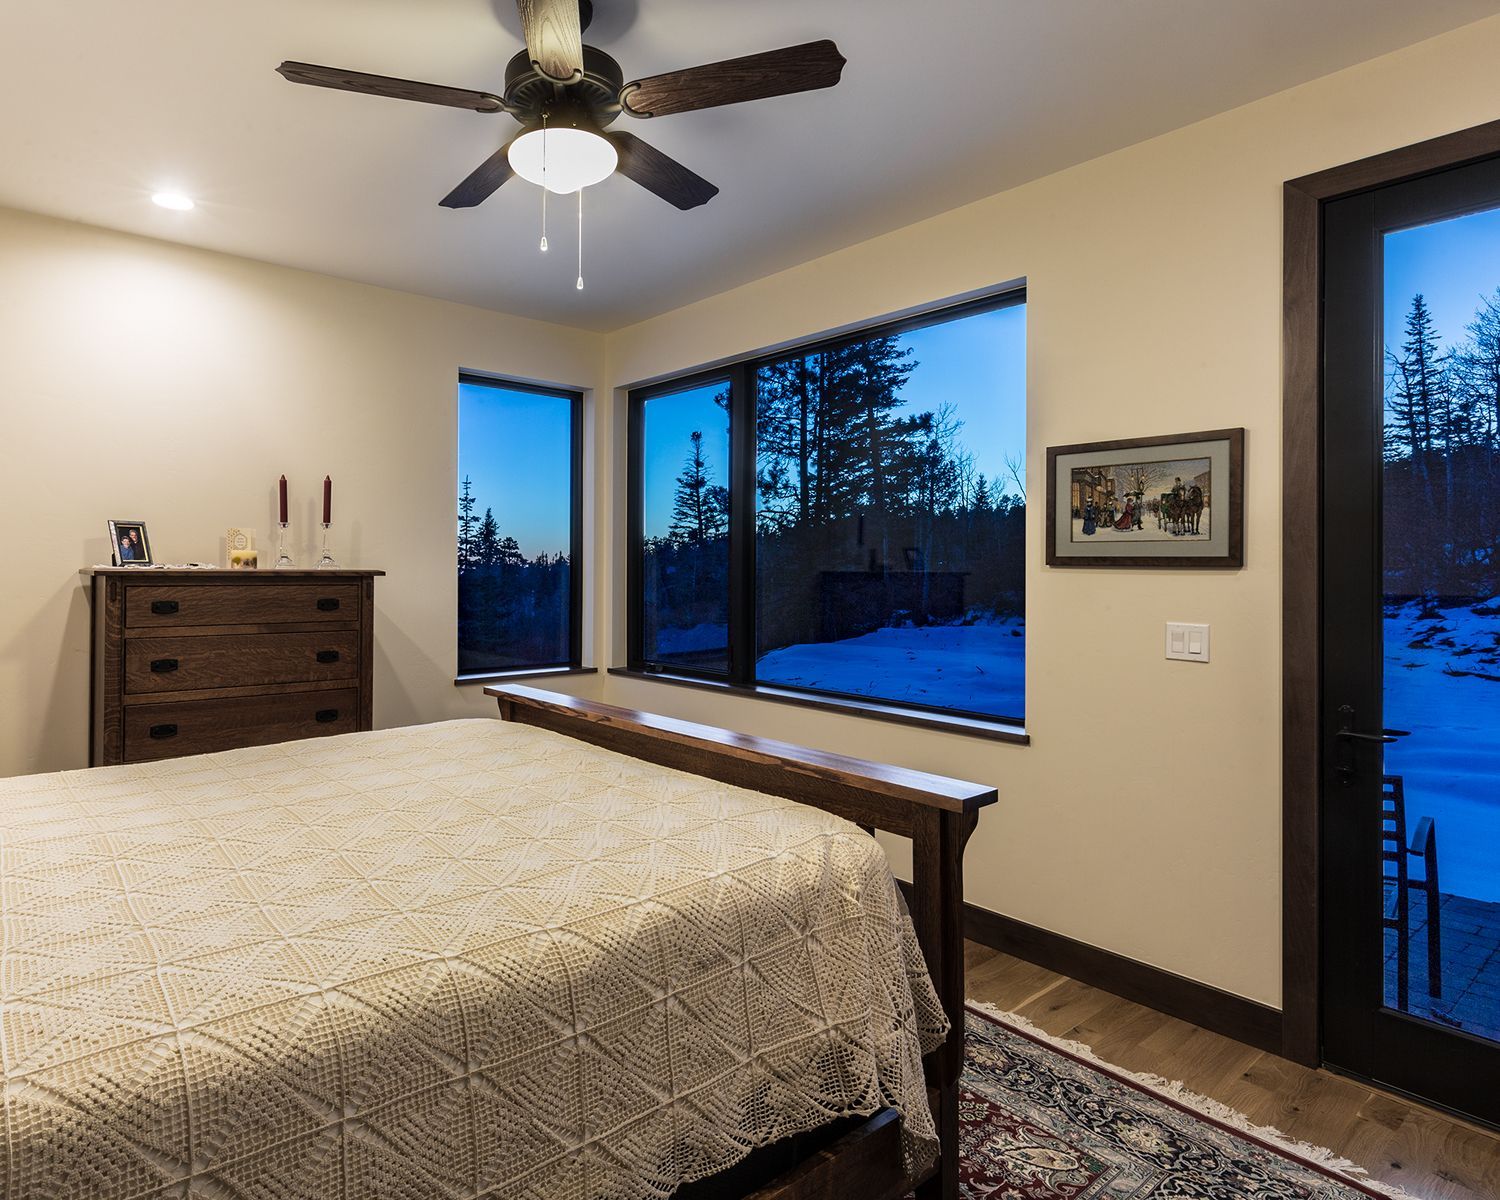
{"left": 82, "top": 567, "right": 385, "bottom": 578}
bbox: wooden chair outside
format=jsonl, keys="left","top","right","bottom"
{"left": 1382, "top": 775, "right": 1443, "bottom": 1008}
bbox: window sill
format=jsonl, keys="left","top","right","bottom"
{"left": 606, "top": 668, "right": 1029, "bottom": 745}
{"left": 456, "top": 666, "right": 597, "bottom": 687}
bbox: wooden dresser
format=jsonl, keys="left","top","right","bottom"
{"left": 86, "top": 568, "right": 383, "bottom": 766}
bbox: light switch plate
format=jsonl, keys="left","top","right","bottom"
{"left": 1165, "top": 622, "right": 1210, "bottom": 663}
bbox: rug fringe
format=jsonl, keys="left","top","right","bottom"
{"left": 964, "top": 999, "right": 1422, "bottom": 1200}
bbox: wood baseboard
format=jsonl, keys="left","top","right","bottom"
{"left": 923, "top": 887, "right": 1286, "bottom": 1056}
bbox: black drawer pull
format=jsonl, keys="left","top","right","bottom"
{"left": 150, "top": 658, "right": 179, "bottom": 674}
{"left": 149, "top": 723, "right": 178, "bottom": 740}
{"left": 315, "top": 708, "right": 340, "bottom": 724}
{"left": 315, "top": 650, "right": 340, "bottom": 664}
{"left": 316, "top": 597, "right": 340, "bottom": 612}
{"left": 150, "top": 600, "right": 180, "bottom": 615}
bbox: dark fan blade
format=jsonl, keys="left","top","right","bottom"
{"left": 440, "top": 144, "right": 516, "bottom": 209}
{"left": 619, "top": 40, "right": 845, "bottom": 118}
{"left": 516, "top": 0, "right": 584, "bottom": 84}
{"left": 610, "top": 132, "right": 718, "bottom": 210}
{"left": 277, "top": 62, "right": 505, "bottom": 113}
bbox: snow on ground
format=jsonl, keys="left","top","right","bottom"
{"left": 756, "top": 618, "right": 1024, "bottom": 719}
{"left": 652, "top": 623, "right": 728, "bottom": 656}
{"left": 1385, "top": 601, "right": 1500, "bottom": 902}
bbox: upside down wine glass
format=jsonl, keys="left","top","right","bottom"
{"left": 274, "top": 522, "right": 294, "bottom": 569}
{"left": 317, "top": 522, "right": 339, "bottom": 569}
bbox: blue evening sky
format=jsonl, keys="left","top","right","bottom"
{"left": 641, "top": 304, "right": 1028, "bottom": 539}
{"left": 1385, "top": 206, "right": 1500, "bottom": 352}
{"left": 458, "top": 381, "right": 572, "bottom": 560}
{"left": 642, "top": 382, "right": 730, "bottom": 541}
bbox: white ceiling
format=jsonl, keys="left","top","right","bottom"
{"left": 2, "top": 0, "right": 1497, "bottom": 331}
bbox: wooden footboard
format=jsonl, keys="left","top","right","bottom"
{"left": 487, "top": 685, "right": 997, "bottom": 1200}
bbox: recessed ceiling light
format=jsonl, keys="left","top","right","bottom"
{"left": 151, "top": 191, "right": 195, "bottom": 211}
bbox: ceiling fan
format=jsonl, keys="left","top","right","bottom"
{"left": 276, "top": 0, "right": 846, "bottom": 214}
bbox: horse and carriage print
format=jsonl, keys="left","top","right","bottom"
{"left": 1072, "top": 458, "right": 1210, "bottom": 540}
{"left": 1046, "top": 429, "right": 1244, "bottom": 568}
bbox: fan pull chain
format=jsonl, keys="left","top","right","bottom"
{"left": 576, "top": 187, "right": 584, "bottom": 290}
{"left": 539, "top": 114, "right": 549, "bottom": 252}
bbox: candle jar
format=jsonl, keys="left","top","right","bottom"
{"left": 274, "top": 522, "right": 295, "bottom": 569}
{"left": 316, "top": 522, "right": 339, "bottom": 570}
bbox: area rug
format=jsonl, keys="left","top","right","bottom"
{"left": 955, "top": 1002, "right": 1416, "bottom": 1199}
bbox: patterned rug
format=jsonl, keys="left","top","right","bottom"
{"left": 957, "top": 1003, "right": 1414, "bottom": 1199}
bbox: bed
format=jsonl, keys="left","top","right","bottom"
{"left": 0, "top": 685, "right": 993, "bottom": 1199}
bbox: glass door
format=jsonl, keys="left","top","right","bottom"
{"left": 1322, "top": 154, "right": 1500, "bottom": 1124}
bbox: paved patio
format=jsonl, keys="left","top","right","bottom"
{"left": 1385, "top": 891, "right": 1500, "bottom": 1042}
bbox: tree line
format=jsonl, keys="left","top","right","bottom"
{"left": 643, "top": 335, "right": 1025, "bottom": 659}
{"left": 1385, "top": 289, "right": 1500, "bottom": 601}
{"left": 457, "top": 477, "right": 570, "bottom": 671}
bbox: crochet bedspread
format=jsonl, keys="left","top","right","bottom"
{"left": 1, "top": 718, "right": 943, "bottom": 1199}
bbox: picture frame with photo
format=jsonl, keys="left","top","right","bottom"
{"left": 1045, "top": 428, "right": 1244, "bottom": 568}
{"left": 107, "top": 520, "right": 154, "bottom": 566}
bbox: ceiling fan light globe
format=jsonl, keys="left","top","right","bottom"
{"left": 508, "top": 127, "right": 617, "bottom": 195}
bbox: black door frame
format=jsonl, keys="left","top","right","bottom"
{"left": 1282, "top": 117, "right": 1500, "bottom": 1068}
{"left": 1318, "top": 157, "right": 1500, "bottom": 1122}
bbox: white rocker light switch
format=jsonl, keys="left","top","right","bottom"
{"left": 1166, "top": 622, "right": 1210, "bottom": 663}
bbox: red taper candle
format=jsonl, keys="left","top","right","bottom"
{"left": 322, "top": 475, "right": 332, "bottom": 526}
{"left": 278, "top": 475, "right": 288, "bottom": 524}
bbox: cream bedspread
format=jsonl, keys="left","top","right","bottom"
{"left": 1, "top": 718, "right": 945, "bottom": 1199}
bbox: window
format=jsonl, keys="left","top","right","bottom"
{"left": 457, "top": 375, "right": 581, "bottom": 678}
{"left": 629, "top": 289, "right": 1026, "bottom": 726}
{"left": 636, "top": 379, "right": 732, "bottom": 673}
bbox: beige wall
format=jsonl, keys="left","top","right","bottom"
{"left": 599, "top": 17, "right": 1500, "bottom": 1008}
{"left": 0, "top": 207, "right": 607, "bottom": 779}
{"left": 6, "top": 16, "right": 1500, "bottom": 1010}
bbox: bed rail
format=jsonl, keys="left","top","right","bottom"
{"left": 487, "top": 684, "right": 996, "bottom": 1200}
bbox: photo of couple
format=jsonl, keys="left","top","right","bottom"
{"left": 108, "top": 520, "right": 153, "bottom": 565}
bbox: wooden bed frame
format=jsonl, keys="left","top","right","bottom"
{"left": 487, "top": 685, "right": 998, "bottom": 1200}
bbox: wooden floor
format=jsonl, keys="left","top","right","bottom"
{"left": 965, "top": 942, "right": 1500, "bottom": 1200}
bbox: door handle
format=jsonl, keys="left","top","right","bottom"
{"left": 316, "top": 597, "right": 340, "bottom": 612}
{"left": 150, "top": 600, "right": 180, "bottom": 615}
{"left": 1333, "top": 704, "right": 1400, "bottom": 784}
{"left": 150, "top": 658, "right": 180, "bottom": 674}
{"left": 315, "top": 650, "right": 340, "bottom": 664}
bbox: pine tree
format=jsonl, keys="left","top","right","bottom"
{"left": 457, "top": 476, "right": 478, "bottom": 571}
{"left": 1386, "top": 294, "right": 1446, "bottom": 463}
{"left": 669, "top": 431, "right": 727, "bottom": 542}
{"left": 754, "top": 336, "right": 918, "bottom": 532}
{"left": 972, "top": 475, "right": 993, "bottom": 514}
{"left": 474, "top": 508, "right": 501, "bottom": 568}
{"left": 1385, "top": 294, "right": 1456, "bottom": 601}
{"left": 498, "top": 535, "right": 524, "bottom": 567}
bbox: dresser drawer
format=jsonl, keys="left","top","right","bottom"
{"left": 125, "top": 631, "right": 360, "bottom": 694}
{"left": 125, "top": 583, "right": 360, "bottom": 629}
{"left": 123, "top": 689, "right": 359, "bottom": 763}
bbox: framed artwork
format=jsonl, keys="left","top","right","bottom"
{"left": 1046, "top": 428, "right": 1244, "bottom": 568}
{"left": 107, "top": 519, "right": 154, "bottom": 566}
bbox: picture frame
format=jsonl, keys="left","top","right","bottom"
{"left": 1045, "top": 428, "right": 1244, "bottom": 568}
{"left": 226, "top": 526, "right": 258, "bottom": 569}
{"left": 107, "top": 519, "right": 154, "bottom": 566}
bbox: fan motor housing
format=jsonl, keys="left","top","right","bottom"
{"left": 503, "top": 45, "right": 625, "bottom": 126}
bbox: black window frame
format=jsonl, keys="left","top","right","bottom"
{"left": 625, "top": 285, "right": 1027, "bottom": 734}
{"left": 456, "top": 371, "right": 585, "bottom": 684}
